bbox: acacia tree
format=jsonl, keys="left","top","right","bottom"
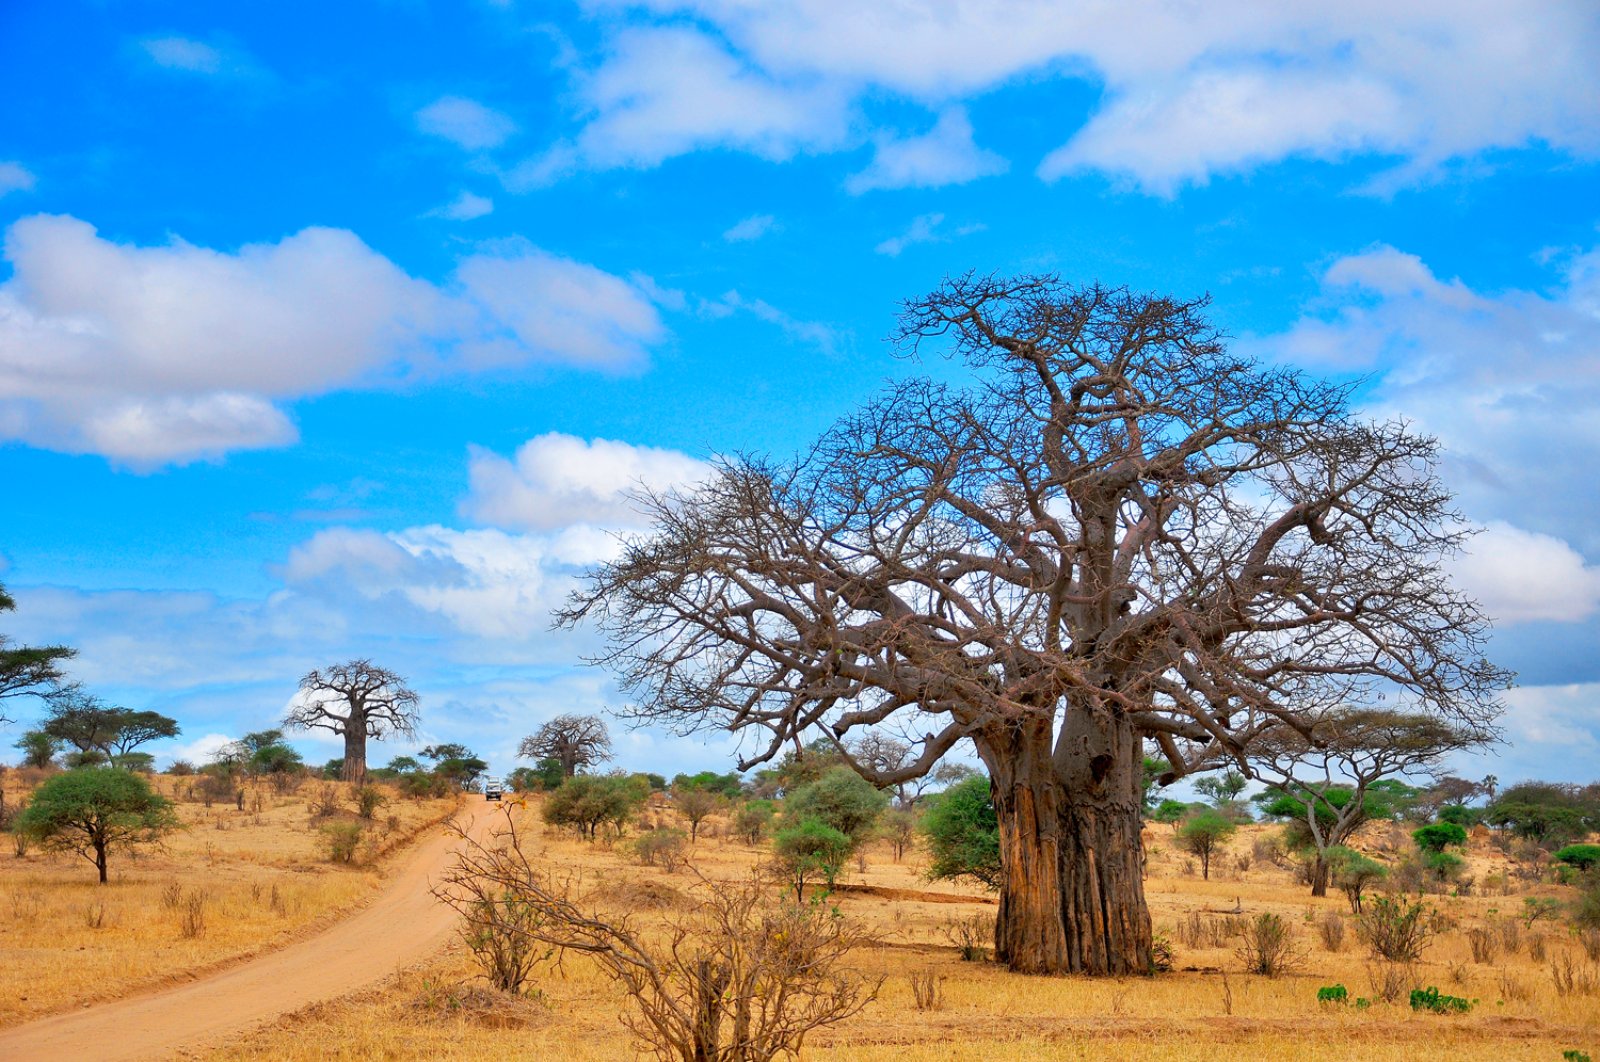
{"left": 1, "top": 582, "right": 76, "bottom": 727}
{"left": 41, "top": 691, "right": 180, "bottom": 766}
{"left": 283, "top": 660, "right": 418, "bottom": 785}
{"left": 1249, "top": 707, "right": 1481, "bottom": 896}
{"left": 517, "top": 713, "right": 612, "bottom": 779}
{"left": 560, "top": 278, "right": 1505, "bottom": 975}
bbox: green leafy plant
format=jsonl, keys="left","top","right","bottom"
{"left": 1553, "top": 844, "right": 1600, "bottom": 871}
{"left": 1412, "top": 822, "right": 1468, "bottom": 853}
{"left": 1316, "top": 984, "right": 1348, "bottom": 1005}
{"left": 1408, "top": 985, "right": 1472, "bottom": 1013}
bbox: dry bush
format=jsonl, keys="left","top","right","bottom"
{"left": 12, "top": 831, "right": 29, "bottom": 858}
{"left": 437, "top": 810, "right": 880, "bottom": 1061}
{"left": 1578, "top": 927, "right": 1600, "bottom": 963}
{"left": 908, "top": 970, "right": 944, "bottom": 1012}
{"left": 941, "top": 912, "right": 992, "bottom": 962}
{"left": 84, "top": 901, "right": 107, "bottom": 929}
{"left": 1234, "top": 913, "right": 1302, "bottom": 977}
{"left": 308, "top": 785, "right": 343, "bottom": 820}
{"left": 633, "top": 828, "right": 689, "bottom": 873}
{"left": 356, "top": 786, "right": 387, "bottom": 820}
{"left": 1549, "top": 953, "right": 1600, "bottom": 997}
{"left": 1497, "top": 966, "right": 1531, "bottom": 1001}
{"left": 1528, "top": 933, "right": 1547, "bottom": 962}
{"left": 601, "top": 879, "right": 687, "bottom": 912}
{"left": 1366, "top": 960, "right": 1413, "bottom": 1005}
{"left": 1498, "top": 918, "right": 1523, "bottom": 954}
{"left": 1358, "top": 895, "right": 1441, "bottom": 963}
{"left": 406, "top": 976, "right": 544, "bottom": 1028}
{"left": 1318, "top": 911, "right": 1346, "bottom": 953}
{"left": 1467, "top": 926, "right": 1499, "bottom": 964}
{"left": 179, "top": 890, "right": 207, "bottom": 939}
{"left": 160, "top": 881, "right": 183, "bottom": 910}
{"left": 322, "top": 821, "right": 364, "bottom": 864}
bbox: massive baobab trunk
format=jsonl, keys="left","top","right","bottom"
{"left": 982, "top": 708, "right": 1151, "bottom": 974}
{"left": 343, "top": 729, "right": 368, "bottom": 786}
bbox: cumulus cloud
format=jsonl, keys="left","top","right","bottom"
{"left": 556, "top": 2, "right": 1600, "bottom": 190}
{"left": 463, "top": 433, "right": 712, "bottom": 532}
{"left": 453, "top": 241, "right": 666, "bottom": 370}
{"left": 0, "top": 215, "right": 667, "bottom": 463}
{"left": 847, "top": 107, "right": 1007, "bottom": 193}
{"left": 1450, "top": 522, "right": 1600, "bottom": 625}
{"left": 1260, "top": 239, "right": 1600, "bottom": 551}
{"left": 0, "top": 162, "right": 36, "bottom": 197}
{"left": 508, "top": 25, "right": 852, "bottom": 184}
{"left": 416, "top": 96, "right": 518, "bottom": 151}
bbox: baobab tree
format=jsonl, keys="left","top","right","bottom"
{"left": 283, "top": 660, "right": 419, "bottom": 784}
{"left": 559, "top": 277, "right": 1506, "bottom": 975}
{"left": 1249, "top": 707, "right": 1488, "bottom": 896}
{"left": 517, "top": 713, "right": 612, "bottom": 779}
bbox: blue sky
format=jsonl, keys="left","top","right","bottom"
{"left": 2, "top": 1, "right": 1598, "bottom": 785}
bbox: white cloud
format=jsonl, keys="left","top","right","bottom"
{"left": 563, "top": 1, "right": 1600, "bottom": 190}
{"left": 0, "top": 162, "right": 36, "bottom": 198}
{"left": 0, "top": 215, "right": 667, "bottom": 463}
{"left": 847, "top": 107, "right": 1007, "bottom": 194}
{"left": 140, "top": 36, "right": 225, "bottom": 73}
{"left": 453, "top": 241, "right": 666, "bottom": 370}
{"left": 427, "top": 191, "right": 495, "bottom": 220}
{"left": 164, "top": 732, "right": 235, "bottom": 766}
{"left": 1259, "top": 239, "right": 1600, "bottom": 551}
{"left": 416, "top": 96, "right": 518, "bottom": 151}
{"left": 1450, "top": 522, "right": 1600, "bottom": 625}
{"left": 137, "top": 35, "right": 263, "bottom": 80}
{"left": 512, "top": 24, "right": 852, "bottom": 181}
{"left": 463, "top": 432, "right": 712, "bottom": 532}
{"left": 695, "top": 290, "right": 841, "bottom": 353}
{"left": 722, "top": 214, "right": 777, "bottom": 242}
{"left": 875, "top": 213, "right": 947, "bottom": 257}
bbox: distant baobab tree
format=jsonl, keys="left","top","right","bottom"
{"left": 283, "top": 660, "right": 419, "bottom": 785}
{"left": 517, "top": 713, "right": 612, "bottom": 779}
{"left": 559, "top": 276, "right": 1506, "bottom": 976}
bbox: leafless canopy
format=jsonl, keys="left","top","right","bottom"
{"left": 518, "top": 713, "right": 613, "bottom": 778}
{"left": 557, "top": 276, "right": 1507, "bottom": 973}
{"left": 283, "top": 659, "right": 419, "bottom": 783}
{"left": 562, "top": 276, "right": 1504, "bottom": 785}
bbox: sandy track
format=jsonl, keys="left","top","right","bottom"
{"left": 0, "top": 805, "right": 498, "bottom": 1061}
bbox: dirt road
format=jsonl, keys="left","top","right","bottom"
{"left": 0, "top": 805, "right": 499, "bottom": 1061}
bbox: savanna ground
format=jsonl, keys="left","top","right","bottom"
{"left": 2, "top": 776, "right": 1597, "bottom": 1060}
{"left": 0, "top": 769, "right": 458, "bottom": 1028}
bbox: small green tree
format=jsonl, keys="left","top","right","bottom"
{"left": 673, "top": 785, "right": 721, "bottom": 841}
{"left": 1326, "top": 846, "right": 1387, "bottom": 913}
{"left": 13, "top": 729, "right": 60, "bottom": 769}
{"left": 1150, "top": 798, "right": 1196, "bottom": 829}
{"left": 1177, "top": 810, "right": 1237, "bottom": 880}
{"left": 16, "top": 768, "right": 180, "bottom": 882}
{"left": 543, "top": 773, "right": 649, "bottom": 840}
{"left": 920, "top": 774, "right": 1001, "bottom": 888}
{"left": 733, "top": 799, "right": 776, "bottom": 845}
{"left": 1412, "top": 822, "right": 1468, "bottom": 853}
{"left": 1194, "top": 769, "right": 1248, "bottom": 808}
{"left": 1553, "top": 844, "right": 1600, "bottom": 871}
{"left": 785, "top": 766, "right": 888, "bottom": 846}
{"left": 773, "top": 817, "right": 852, "bottom": 899}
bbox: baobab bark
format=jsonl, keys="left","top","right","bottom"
{"left": 343, "top": 728, "right": 367, "bottom": 786}
{"left": 980, "top": 705, "right": 1152, "bottom": 975}
{"left": 1310, "top": 857, "right": 1330, "bottom": 897}
{"left": 94, "top": 835, "right": 108, "bottom": 884}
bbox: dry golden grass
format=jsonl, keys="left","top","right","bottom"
{"left": 210, "top": 801, "right": 1599, "bottom": 1061}
{"left": 0, "top": 771, "right": 457, "bottom": 1028}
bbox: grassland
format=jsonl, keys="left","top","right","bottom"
{"left": 198, "top": 796, "right": 1598, "bottom": 1061}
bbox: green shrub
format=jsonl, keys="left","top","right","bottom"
{"left": 1177, "top": 810, "right": 1237, "bottom": 880}
{"left": 1327, "top": 846, "right": 1387, "bottom": 913}
{"left": 632, "top": 827, "right": 688, "bottom": 871}
{"left": 1424, "top": 850, "right": 1464, "bottom": 884}
{"left": 733, "top": 799, "right": 776, "bottom": 845}
{"left": 772, "top": 817, "right": 852, "bottom": 899}
{"left": 1316, "top": 984, "right": 1348, "bottom": 1005}
{"left": 1553, "top": 844, "right": 1600, "bottom": 871}
{"left": 785, "top": 767, "right": 888, "bottom": 844}
{"left": 322, "top": 821, "right": 364, "bottom": 864}
{"left": 1409, "top": 985, "right": 1472, "bottom": 1013}
{"left": 919, "top": 775, "right": 1000, "bottom": 888}
{"left": 1412, "top": 822, "right": 1468, "bottom": 853}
